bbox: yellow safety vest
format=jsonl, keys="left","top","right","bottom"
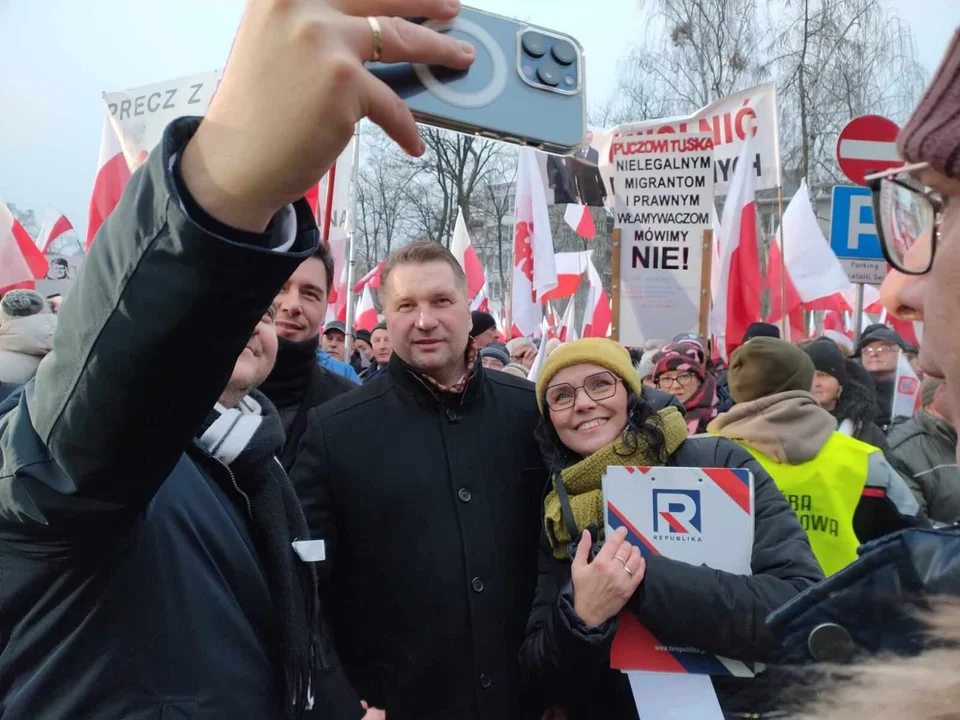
{"left": 739, "top": 433, "right": 872, "bottom": 577}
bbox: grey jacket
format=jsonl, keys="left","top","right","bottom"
{"left": 887, "top": 411, "right": 960, "bottom": 523}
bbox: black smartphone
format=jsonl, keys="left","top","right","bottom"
{"left": 367, "top": 8, "right": 587, "bottom": 154}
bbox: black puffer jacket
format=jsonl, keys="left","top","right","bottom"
{"left": 834, "top": 360, "right": 888, "bottom": 449}
{"left": 518, "top": 436, "right": 824, "bottom": 719}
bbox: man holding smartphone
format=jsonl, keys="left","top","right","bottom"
{"left": 0, "top": 1, "right": 474, "bottom": 719}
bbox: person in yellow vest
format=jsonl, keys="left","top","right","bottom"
{"left": 708, "top": 337, "right": 926, "bottom": 576}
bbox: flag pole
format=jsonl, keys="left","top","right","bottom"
{"left": 777, "top": 185, "right": 788, "bottom": 341}
{"left": 611, "top": 228, "right": 621, "bottom": 342}
{"left": 343, "top": 124, "right": 362, "bottom": 361}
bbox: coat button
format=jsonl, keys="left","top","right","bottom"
{"left": 458, "top": 488, "right": 472, "bottom": 503}
{"left": 446, "top": 408, "right": 458, "bottom": 421}
{"left": 479, "top": 673, "right": 492, "bottom": 689}
{"left": 472, "top": 577, "right": 484, "bottom": 593}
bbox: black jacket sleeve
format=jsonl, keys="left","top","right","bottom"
{"left": 289, "top": 407, "right": 340, "bottom": 572}
{"left": 626, "top": 438, "right": 825, "bottom": 661}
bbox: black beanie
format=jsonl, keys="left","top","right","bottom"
{"left": 804, "top": 338, "right": 848, "bottom": 387}
{"left": 742, "top": 322, "right": 781, "bottom": 343}
{"left": 470, "top": 311, "right": 497, "bottom": 338}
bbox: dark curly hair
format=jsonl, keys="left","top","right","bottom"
{"left": 535, "top": 387, "right": 668, "bottom": 474}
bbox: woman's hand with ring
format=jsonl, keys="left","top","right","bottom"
{"left": 571, "top": 526, "right": 646, "bottom": 627}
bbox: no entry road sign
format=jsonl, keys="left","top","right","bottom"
{"left": 836, "top": 115, "right": 901, "bottom": 186}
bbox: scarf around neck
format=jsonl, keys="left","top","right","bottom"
{"left": 683, "top": 373, "right": 719, "bottom": 434}
{"left": 197, "top": 390, "right": 319, "bottom": 719}
{"left": 260, "top": 335, "right": 320, "bottom": 409}
{"left": 543, "top": 406, "right": 689, "bottom": 560}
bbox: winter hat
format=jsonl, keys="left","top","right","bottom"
{"left": 506, "top": 337, "right": 536, "bottom": 357}
{"left": 470, "top": 310, "right": 497, "bottom": 338}
{"left": 804, "top": 338, "right": 849, "bottom": 387}
{"left": 898, "top": 28, "right": 960, "bottom": 180}
{"left": 501, "top": 363, "right": 528, "bottom": 379}
{"left": 742, "top": 322, "right": 781, "bottom": 343}
{"left": 728, "top": 337, "right": 815, "bottom": 404}
{"left": 0, "top": 290, "right": 46, "bottom": 325}
{"left": 323, "top": 320, "right": 348, "bottom": 336}
{"left": 355, "top": 329, "right": 372, "bottom": 345}
{"left": 636, "top": 349, "right": 658, "bottom": 381}
{"left": 921, "top": 377, "right": 943, "bottom": 408}
{"left": 479, "top": 343, "right": 510, "bottom": 368}
{"left": 855, "top": 325, "right": 907, "bottom": 356}
{"left": 545, "top": 338, "right": 562, "bottom": 357}
{"left": 652, "top": 341, "right": 707, "bottom": 382}
{"left": 536, "top": 338, "right": 642, "bottom": 414}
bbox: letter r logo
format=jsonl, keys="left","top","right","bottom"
{"left": 653, "top": 489, "right": 702, "bottom": 534}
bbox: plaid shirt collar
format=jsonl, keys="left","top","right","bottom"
{"left": 407, "top": 338, "right": 479, "bottom": 405}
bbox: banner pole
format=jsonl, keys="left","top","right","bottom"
{"left": 777, "top": 185, "right": 789, "bottom": 341}
{"left": 699, "top": 229, "right": 713, "bottom": 338}
{"left": 321, "top": 163, "right": 337, "bottom": 246}
{"left": 343, "top": 123, "right": 362, "bottom": 361}
{"left": 853, "top": 284, "right": 865, "bottom": 343}
{"left": 611, "top": 228, "right": 621, "bottom": 343}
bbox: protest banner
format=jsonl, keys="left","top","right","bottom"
{"left": 892, "top": 351, "right": 922, "bottom": 420}
{"left": 36, "top": 255, "right": 83, "bottom": 298}
{"left": 612, "top": 133, "right": 714, "bottom": 346}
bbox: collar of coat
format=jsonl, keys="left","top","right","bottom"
{"left": 390, "top": 339, "right": 481, "bottom": 407}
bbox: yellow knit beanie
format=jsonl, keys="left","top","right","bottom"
{"left": 536, "top": 338, "right": 643, "bottom": 414}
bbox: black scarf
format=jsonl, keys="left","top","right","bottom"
{"left": 261, "top": 335, "right": 321, "bottom": 409}
{"left": 197, "top": 390, "right": 319, "bottom": 720}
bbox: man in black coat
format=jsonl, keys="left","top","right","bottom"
{"left": 260, "top": 242, "right": 356, "bottom": 471}
{"left": 571, "top": 131, "right": 607, "bottom": 206}
{"left": 546, "top": 154, "right": 579, "bottom": 204}
{"left": 291, "top": 241, "right": 548, "bottom": 720}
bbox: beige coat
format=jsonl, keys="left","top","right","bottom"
{"left": 0, "top": 313, "right": 57, "bottom": 384}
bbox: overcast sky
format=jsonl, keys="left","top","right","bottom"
{"left": 1, "top": 0, "right": 956, "bottom": 240}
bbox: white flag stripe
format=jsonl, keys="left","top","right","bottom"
{"left": 838, "top": 139, "right": 900, "bottom": 162}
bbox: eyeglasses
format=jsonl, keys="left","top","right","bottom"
{"left": 656, "top": 372, "right": 697, "bottom": 390}
{"left": 866, "top": 162, "right": 942, "bottom": 275}
{"left": 862, "top": 343, "right": 898, "bottom": 357}
{"left": 544, "top": 371, "right": 621, "bottom": 411}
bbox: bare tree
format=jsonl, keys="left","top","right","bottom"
{"left": 7, "top": 202, "right": 39, "bottom": 237}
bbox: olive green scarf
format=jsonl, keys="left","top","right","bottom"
{"left": 543, "top": 406, "right": 689, "bottom": 560}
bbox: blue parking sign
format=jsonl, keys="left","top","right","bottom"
{"left": 829, "top": 186, "right": 884, "bottom": 261}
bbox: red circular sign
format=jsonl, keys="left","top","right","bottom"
{"left": 836, "top": 115, "right": 901, "bottom": 186}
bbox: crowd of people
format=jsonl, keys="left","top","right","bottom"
{"left": 0, "top": 1, "right": 958, "bottom": 718}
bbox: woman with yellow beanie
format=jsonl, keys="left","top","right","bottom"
{"left": 517, "top": 338, "right": 823, "bottom": 719}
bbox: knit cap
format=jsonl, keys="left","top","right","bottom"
{"left": 536, "top": 338, "right": 642, "bottom": 414}
{"left": 0, "top": 289, "right": 46, "bottom": 325}
{"left": 804, "top": 338, "right": 848, "bottom": 387}
{"left": 652, "top": 341, "right": 706, "bottom": 382}
{"left": 728, "top": 337, "right": 815, "bottom": 404}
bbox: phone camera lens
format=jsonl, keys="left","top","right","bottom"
{"left": 521, "top": 32, "right": 548, "bottom": 58}
{"left": 536, "top": 61, "right": 562, "bottom": 87}
{"left": 563, "top": 75, "right": 577, "bottom": 89}
{"left": 551, "top": 41, "right": 577, "bottom": 66}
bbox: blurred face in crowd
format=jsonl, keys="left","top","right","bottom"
{"left": 383, "top": 260, "right": 471, "bottom": 385}
{"left": 274, "top": 256, "right": 329, "bottom": 343}
{"left": 546, "top": 363, "right": 627, "bottom": 456}
{"left": 656, "top": 369, "right": 701, "bottom": 404}
{"left": 354, "top": 338, "right": 373, "bottom": 361}
{"left": 223, "top": 306, "right": 279, "bottom": 406}
{"left": 861, "top": 340, "right": 900, "bottom": 377}
{"left": 473, "top": 326, "right": 499, "bottom": 349}
{"left": 481, "top": 356, "right": 505, "bottom": 371}
{"left": 371, "top": 327, "right": 392, "bottom": 367}
{"left": 511, "top": 342, "right": 537, "bottom": 370}
{"left": 321, "top": 329, "right": 346, "bottom": 360}
{"left": 812, "top": 371, "right": 842, "bottom": 412}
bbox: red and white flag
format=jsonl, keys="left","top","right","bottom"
{"left": 35, "top": 207, "right": 75, "bottom": 254}
{"left": 512, "top": 148, "right": 557, "bottom": 336}
{"left": 540, "top": 250, "right": 591, "bottom": 303}
{"left": 892, "top": 351, "right": 922, "bottom": 419}
{"left": 87, "top": 115, "right": 132, "bottom": 252}
{"left": 823, "top": 309, "right": 855, "bottom": 354}
{"left": 354, "top": 284, "right": 379, "bottom": 332}
{"left": 558, "top": 298, "right": 578, "bottom": 343}
{"left": 563, "top": 203, "right": 595, "bottom": 239}
{"left": 581, "top": 256, "right": 611, "bottom": 338}
{"left": 353, "top": 262, "right": 382, "bottom": 293}
{"left": 710, "top": 140, "right": 763, "bottom": 357}
{"left": 451, "top": 207, "right": 487, "bottom": 300}
{"left": 1, "top": 198, "right": 48, "bottom": 292}
{"left": 470, "top": 281, "right": 490, "bottom": 313}
{"left": 526, "top": 318, "right": 553, "bottom": 383}
{"left": 326, "top": 234, "right": 348, "bottom": 324}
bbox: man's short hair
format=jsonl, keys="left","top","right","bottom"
{"left": 312, "top": 242, "right": 335, "bottom": 295}
{"left": 379, "top": 241, "right": 467, "bottom": 304}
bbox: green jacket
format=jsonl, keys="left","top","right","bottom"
{"left": 887, "top": 411, "right": 960, "bottom": 523}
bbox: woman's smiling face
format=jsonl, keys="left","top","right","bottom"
{"left": 546, "top": 362, "right": 628, "bottom": 456}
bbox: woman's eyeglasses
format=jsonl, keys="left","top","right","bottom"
{"left": 865, "top": 162, "right": 942, "bottom": 276}
{"left": 656, "top": 372, "right": 696, "bottom": 390}
{"left": 544, "top": 371, "right": 621, "bottom": 411}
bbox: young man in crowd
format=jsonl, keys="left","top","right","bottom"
{"left": 0, "top": 0, "right": 475, "bottom": 717}
{"left": 291, "top": 242, "right": 547, "bottom": 719}
{"left": 259, "top": 243, "right": 357, "bottom": 471}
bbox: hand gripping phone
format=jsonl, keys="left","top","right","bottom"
{"left": 367, "top": 8, "right": 587, "bottom": 154}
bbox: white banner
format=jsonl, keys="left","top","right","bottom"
{"left": 614, "top": 133, "right": 714, "bottom": 346}
{"left": 892, "top": 351, "right": 921, "bottom": 420}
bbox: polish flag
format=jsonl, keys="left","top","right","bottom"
{"left": 823, "top": 309, "right": 855, "bottom": 353}
{"left": 544, "top": 303, "right": 559, "bottom": 340}
{"left": 470, "top": 282, "right": 490, "bottom": 313}
{"left": 35, "top": 207, "right": 75, "bottom": 253}
{"left": 354, "top": 284, "right": 379, "bottom": 332}
{"left": 353, "top": 262, "right": 382, "bottom": 293}
{"left": 558, "top": 298, "right": 578, "bottom": 343}
{"left": 526, "top": 318, "right": 553, "bottom": 383}
{"left": 511, "top": 148, "right": 557, "bottom": 336}
{"left": 540, "top": 250, "right": 591, "bottom": 303}
{"left": 889, "top": 315, "right": 922, "bottom": 349}
{"left": 451, "top": 207, "right": 487, "bottom": 300}
{"left": 710, "top": 140, "right": 763, "bottom": 357}
{"left": 563, "top": 203, "right": 595, "bottom": 239}
{"left": 87, "top": 115, "right": 132, "bottom": 252}
{"left": 1, "top": 198, "right": 48, "bottom": 292}
{"left": 709, "top": 202, "right": 722, "bottom": 306}
{"left": 581, "top": 256, "right": 611, "bottom": 338}
{"left": 326, "top": 234, "right": 348, "bottom": 324}
{"left": 892, "top": 351, "right": 922, "bottom": 419}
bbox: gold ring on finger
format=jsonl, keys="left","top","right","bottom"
{"left": 613, "top": 555, "right": 627, "bottom": 567}
{"left": 367, "top": 16, "right": 383, "bottom": 62}
{"left": 623, "top": 565, "right": 634, "bottom": 577}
